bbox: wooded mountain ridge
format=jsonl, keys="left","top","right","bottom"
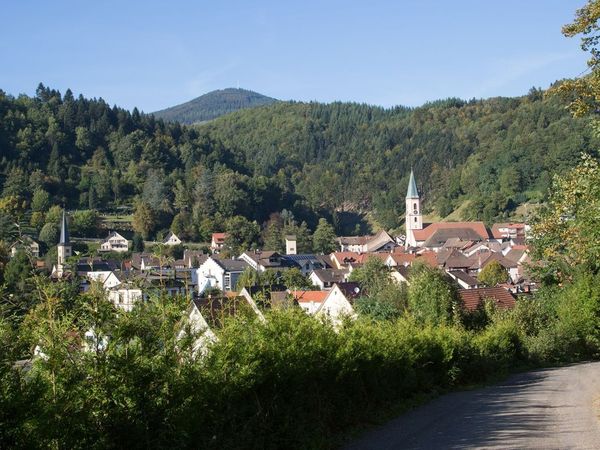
{"left": 0, "top": 83, "right": 596, "bottom": 241}
{"left": 151, "top": 88, "right": 278, "bottom": 124}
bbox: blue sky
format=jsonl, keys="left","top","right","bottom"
{"left": 0, "top": 0, "right": 589, "bottom": 112}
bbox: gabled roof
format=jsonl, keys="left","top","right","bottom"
{"left": 364, "top": 230, "right": 395, "bottom": 252}
{"left": 387, "top": 252, "right": 417, "bottom": 266}
{"left": 191, "top": 296, "right": 257, "bottom": 329}
{"left": 449, "top": 270, "right": 479, "bottom": 287}
{"left": 183, "top": 250, "right": 208, "bottom": 268}
{"left": 284, "top": 253, "right": 329, "bottom": 269}
{"left": 331, "top": 282, "right": 363, "bottom": 304}
{"left": 290, "top": 290, "right": 328, "bottom": 303}
{"left": 163, "top": 231, "right": 181, "bottom": 244}
{"left": 211, "top": 257, "right": 249, "bottom": 272}
{"left": 443, "top": 250, "right": 473, "bottom": 269}
{"left": 211, "top": 233, "right": 228, "bottom": 243}
{"left": 10, "top": 235, "right": 38, "bottom": 249}
{"left": 105, "top": 231, "right": 126, "bottom": 241}
{"left": 458, "top": 287, "right": 515, "bottom": 311}
{"left": 504, "top": 248, "right": 527, "bottom": 264}
{"left": 477, "top": 252, "right": 518, "bottom": 270}
{"left": 424, "top": 228, "right": 484, "bottom": 248}
{"left": 240, "top": 251, "right": 289, "bottom": 268}
{"left": 413, "top": 222, "right": 490, "bottom": 243}
{"left": 310, "top": 268, "right": 348, "bottom": 284}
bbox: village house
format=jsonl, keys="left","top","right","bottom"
{"left": 338, "top": 229, "right": 396, "bottom": 253}
{"left": 238, "top": 250, "right": 291, "bottom": 272}
{"left": 195, "top": 256, "right": 249, "bottom": 293}
{"left": 10, "top": 236, "right": 40, "bottom": 258}
{"left": 283, "top": 253, "right": 330, "bottom": 275}
{"left": 390, "top": 265, "right": 411, "bottom": 285}
{"left": 491, "top": 223, "right": 528, "bottom": 241}
{"left": 448, "top": 270, "right": 479, "bottom": 289}
{"left": 316, "top": 282, "right": 362, "bottom": 325}
{"left": 99, "top": 231, "right": 129, "bottom": 253}
{"left": 210, "top": 233, "right": 228, "bottom": 253}
{"left": 182, "top": 294, "right": 262, "bottom": 356}
{"left": 163, "top": 231, "right": 182, "bottom": 246}
{"left": 107, "top": 283, "right": 144, "bottom": 312}
{"left": 289, "top": 290, "right": 328, "bottom": 314}
{"left": 309, "top": 268, "right": 349, "bottom": 289}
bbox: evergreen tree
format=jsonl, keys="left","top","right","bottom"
{"left": 312, "top": 218, "right": 337, "bottom": 254}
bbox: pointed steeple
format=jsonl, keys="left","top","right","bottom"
{"left": 59, "top": 210, "right": 69, "bottom": 245}
{"left": 406, "top": 169, "right": 419, "bottom": 199}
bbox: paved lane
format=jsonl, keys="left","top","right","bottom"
{"left": 345, "top": 361, "right": 600, "bottom": 449}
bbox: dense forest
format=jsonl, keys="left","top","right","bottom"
{"left": 0, "top": 83, "right": 596, "bottom": 243}
{"left": 151, "top": 88, "right": 278, "bottom": 124}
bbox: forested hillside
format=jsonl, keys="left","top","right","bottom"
{"left": 152, "top": 88, "right": 277, "bottom": 124}
{"left": 0, "top": 84, "right": 596, "bottom": 242}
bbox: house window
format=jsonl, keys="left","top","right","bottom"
{"left": 224, "top": 273, "right": 231, "bottom": 290}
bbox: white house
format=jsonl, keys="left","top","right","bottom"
{"left": 99, "top": 231, "right": 129, "bottom": 253}
{"left": 338, "top": 230, "right": 396, "bottom": 253}
{"left": 108, "top": 284, "right": 144, "bottom": 312}
{"left": 163, "top": 231, "right": 182, "bottom": 246}
{"left": 309, "top": 268, "right": 349, "bottom": 290}
{"left": 10, "top": 236, "right": 40, "bottom": 258}
{"left": 289, "top": 290, "right": 328, "bottom": 314}
{"left": 83, "top": 270, "right": 122, "bottom": 292}
{"left": 316, "top": 282, "right": 361, "bottom": 326}
{"left": 181, "top": 295, "right": 263, "bottom": 356}
{"left": 210, "top": 233, "right": 228, "bottom": 253}
{"left": 195, "top": 256, "right": 249, "bottom": 293}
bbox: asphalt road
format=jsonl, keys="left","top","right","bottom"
{"left": 344, "top": 361, "right": 600, "bottom": 450}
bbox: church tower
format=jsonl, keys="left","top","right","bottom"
{"left": 405, "top": 169, "right": 423, "bottom": 248}
{"left": 56, "top": 211, "right": 72, "bottom": 276}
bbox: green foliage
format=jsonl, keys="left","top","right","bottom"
{"left": 0, "top": 85, "right": 593, "bottom": 241}
{"left": 132, "top": 232, "right": 145, "bottom": 252}
{"left": 531, "top": 154, "right": 600, "bottom": 281}
{"left": 30, "top": 189, "right": 50, "bottom": 212}
{"left": 3, "top": 252, "right": 31, "bottom": 291}
{"left": 478, "top": 260, "right": 508, "bottom": 286}
{"left": 407, "top": 264, "right": 461, "bottom": 326}
{"left": 312, "top": 218, "right": 337, "bottom": 254}
{"left": 38, "top": 222, "right": 59, "bottom": 247}
{"left": 281, "top": 268, "right": 311, "bottom": 289}
{"left": 350, "top": 256, "right": 408, "bottom": 320}
{"left": 70, "top": 209, "right": 99, "bottom": 236}
{"left": 132, "top": 201, "right": 156, "bottom": 240}
{"left": 224, "top": 216, "right": 260, "bottom": 254}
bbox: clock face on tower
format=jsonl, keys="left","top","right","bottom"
{"left": 413, "top": 210, "right": 418, "bottom": 215}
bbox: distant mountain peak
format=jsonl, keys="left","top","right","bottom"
{"left": 152, "top": 88, "right": 278, "bottom": 124}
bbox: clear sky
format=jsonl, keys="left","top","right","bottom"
{"left": 0, "top": 0, "right": 590, "bottom": 112}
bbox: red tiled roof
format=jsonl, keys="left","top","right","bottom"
{"left": 458, "top": 287, "right": 516, "bottom": 311}
{"left": 212, "top": 233, "right": 228, "bottom": 243}
{"left": 414, "top": 251, "right": 438, "bottom": 268}
{"left": 291, "top": 290, "right": 328, "bottom": 303}
{"left": 388, "top": 253, "right": 417, "bottom": 266}
{"left": 413, "top": 222, "right": 489, "bottom": 242}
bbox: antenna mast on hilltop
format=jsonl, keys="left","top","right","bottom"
{"left": 237, "top": 80, "right": 240, "bottom": 89}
